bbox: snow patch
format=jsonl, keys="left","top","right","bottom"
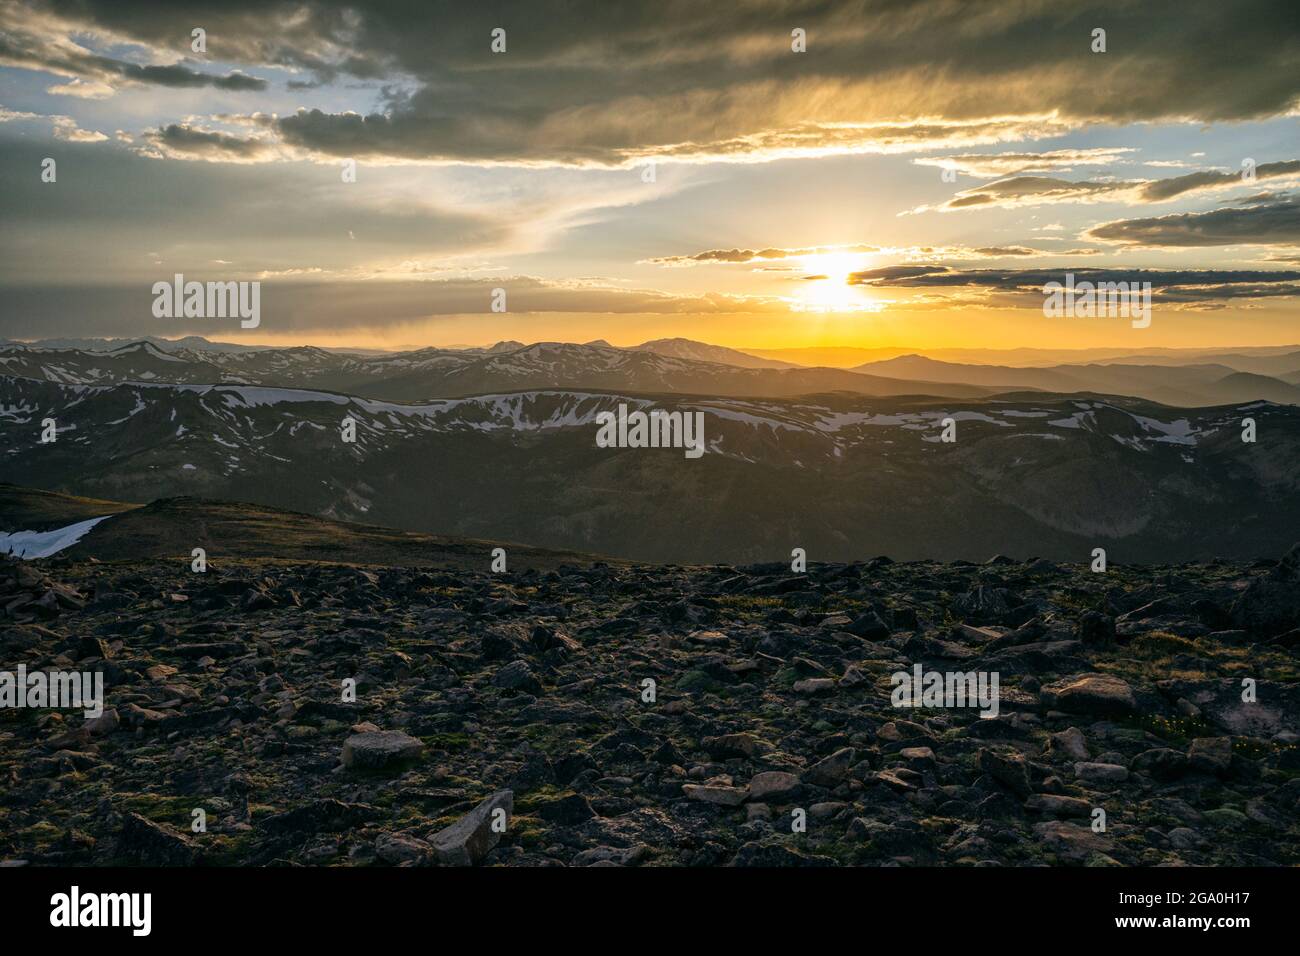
{"left": 0, "top": 515, "right": 112, "bottom": 559}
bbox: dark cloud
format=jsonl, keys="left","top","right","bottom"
{"left": 1086, "top": 196, "right": 1300, "bottom": 247}
{"left": 142, "top": 124, "right": 279, "bottom": 161}
{"left": 1155, "top": 282, "right": 1300, "bottom": 303}
{"left": 909, "top": 161, "right": 1300, "bottom": 213}
{"left": 1136, "top": 161, "right": 1300, "bottom": 202}
{"left": 0, "top": 7, "right": 268, "bottom": 92}
{"left": 849, "top": 265, "right": 946, "bottom": 282}
{"left": 111, "top": 63, "right": 266, "bottom": 91}
{"left": 850, "top": 266, "right": 1300, "bottom": 290}
{"left": 8, "top": 0, "right": 1298, "bottom": 165}
{"left": 921, "top": 176, "right": 1131, "bottom": 212}
{"left": 846, "top": 265, "right": 1300, "bottom": 307}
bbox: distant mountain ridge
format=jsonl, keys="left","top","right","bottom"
{"left": 850, "top": 354, "right": 1300, "bottom": 407}
{"left": 4, "top": 376, "right": 1296, "bottom": 563}
{"left": 630, "top": 337, "right": 798, "bottom": 368}
{"left": 0, "top": 339, "right": 1007, "bottom": 402}
{"left": 746, "top": 343, "right": 1300, "bottom": 370}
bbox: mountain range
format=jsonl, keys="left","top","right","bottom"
{"left": 3, "top": 336, "right": 1299, "bottom": 407}
{"left": 0, "top": 339, "right": 999, "bottom": 401}
{"left": 4, "top": 373, "right": 1296, "bottom": 563}
{"left": 3, "top": 334, "right": 1298, "bottom": 564}
{"left": 850, "top": 354, "right": 1300, "bottom": 407}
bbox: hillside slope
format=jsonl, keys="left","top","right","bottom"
{"left": 0, "top": 486, "right": 607, "bottom": 569}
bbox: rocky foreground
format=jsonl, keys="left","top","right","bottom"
{"left": 2, "top": 548, "right": 1299, "bottom": 867}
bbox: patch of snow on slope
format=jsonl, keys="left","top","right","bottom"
{"left": 219, "top": 387, "right": 350, "bottom": 408}
{"left": 0, "top": 515, "right": 112, "bottom": 559}
{"left": 1130, "top": 414, "right": 1198, "bottom": 445}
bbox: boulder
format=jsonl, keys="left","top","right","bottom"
{"left": 1041, "top": 674, "right": 1137, "bottom": 716}
{"left": 430, "top": 790, "right": 513, "bottom": 866}
{"left": 802, "top": 747, "right": 856, "bottom": 787}
{"left": 341, "top": 730, "right": 424, "bottom": 771}
{"left": 1231, "top": 543, "right": 1300, "bottom": 636}
{"left": 1188, "top": 737, "right": 1233, "bottom": 775}
{"left": 747, "top": 771, "right": 801, "bottom": 801}
{"left": 682, "top": 784, "right": 748, "bottom": 806}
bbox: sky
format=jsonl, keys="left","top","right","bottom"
{"left": 0, "top": 0, "right": 1297, "bottom": 352}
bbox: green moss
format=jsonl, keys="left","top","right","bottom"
{"left": 514, "top": 785, "right": 572, "bottom": 812}
{"left": 1130, "top": 631, "right": 1199, "bottom": 656}
{"left": 117, "top": 792, "right": 200, "bottom": 824}
{"left": 678, "top": 669, "right": 719, "bottom": 692}
{"left": 1123, "top": 711, "right": 1217, "bottom": 745}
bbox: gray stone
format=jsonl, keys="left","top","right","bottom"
{"left": 1041, "top": 674, "right": 1137, "bottom": 716}
{"left": 1074, "top": 761, "right": 1129, "bottom": 785}
{"left": 1033, "top": 820, "right": 1115, "bottom": 863}
{"left": 84, "top": 708, "right": 120, "bottom": 736}
{"left": 793, "top": 677, "right": 835, "bottom": 695}
{"left": 430, "top": 790, "right": 513, "bottom": 866}
{"left": 1047, "top": 727, "right": 1089, "bottom": 761}
{"left": 682, "top": 783, "right": 748, "bottom": 806}
{"left": 492, "top": 659, "right": 542, "bottom": 694}
{"left": 1168, "top": 827, "right": 1204, "bottom": 850}
{"left": 977, "top": 748, "right": 1031, "bottom": 797}
{"left": 1188, "top": 736, "right": 1233, "bottom": 775}
{"left": 802, "top": 747, "right": 856, "bottom": 787}
{"left": 1025, "top": 794, "right": 1093, "bottom": 818}
{"left": 341, "top": 730, "right": 424, "bottom": 770}
{"left": 747, "top": 770, "right": 800, "bottom": 801}
{"left": 375, "top": 832, "right": 430, "bottom": 864}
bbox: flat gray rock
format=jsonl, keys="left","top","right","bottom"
{"left": 430, "top": 790, "right": 514, "bottom": 866}
{"left": 341, "top": 730, "right": 425, "bottom": 770}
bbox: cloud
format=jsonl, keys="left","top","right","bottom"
{"left": 0, "top": 133, "right": 702, "bottom": 296}
{"left": 645, "top": 243, "right": 1089, "bottom": 267}
{"left": 906, "top": 175, "right": 1134, "bottom": 213}
{"left": 0, "top": 136, "right": 515, "bottom": 284}
{"left": 0, "top": 276, "right": 785, "bottom": 338}
{"left": 45, "top": 77, "right": 113, "bottom": 99}
{"left": 139, "top": 123, "right": 283, "bottom": 163}
{"left": 0, "top": 104, "right": 40, "bottom": 122}
{"left": 1086, "top": 196, "right": 1300, "bottom": 247}
{"left": 1, "top": 102, "right": 108, "bottom": 140}
{"left": 6, "top": 0, "right": 1298, "bottom": 166}
{"left": 846, "top": 265, "right": 1300, "bottom": 308}
{"left": 0, "top": 1, "right": 268, "bottom": 96}
{"left": 850, "top": 265, "right": 1300, "bottom": 289}
{"left": 907, "top": 160, "right": 1300, "bottom": 213}
{"left": 50, "top": 115, "right": 107, "bottom": 142}
{"left": 912, "top": 148, "right": 1135, "bottom": 178}
{"left": 644, "top": 244, "right": 878, "bottom": 265}
{"left": 1136, "top": 161, "right": 1300, "bottom": 202}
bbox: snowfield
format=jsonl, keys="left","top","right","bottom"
{"left": 0, "top": 515, "right": 113, "bottom": 559}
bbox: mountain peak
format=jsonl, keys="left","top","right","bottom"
{"left": 631, "top": 337, "right": 798, "bottom": 369}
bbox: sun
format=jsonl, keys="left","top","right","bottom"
{"left": 792, "top": 251, "right": 880, "bottom": 313}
